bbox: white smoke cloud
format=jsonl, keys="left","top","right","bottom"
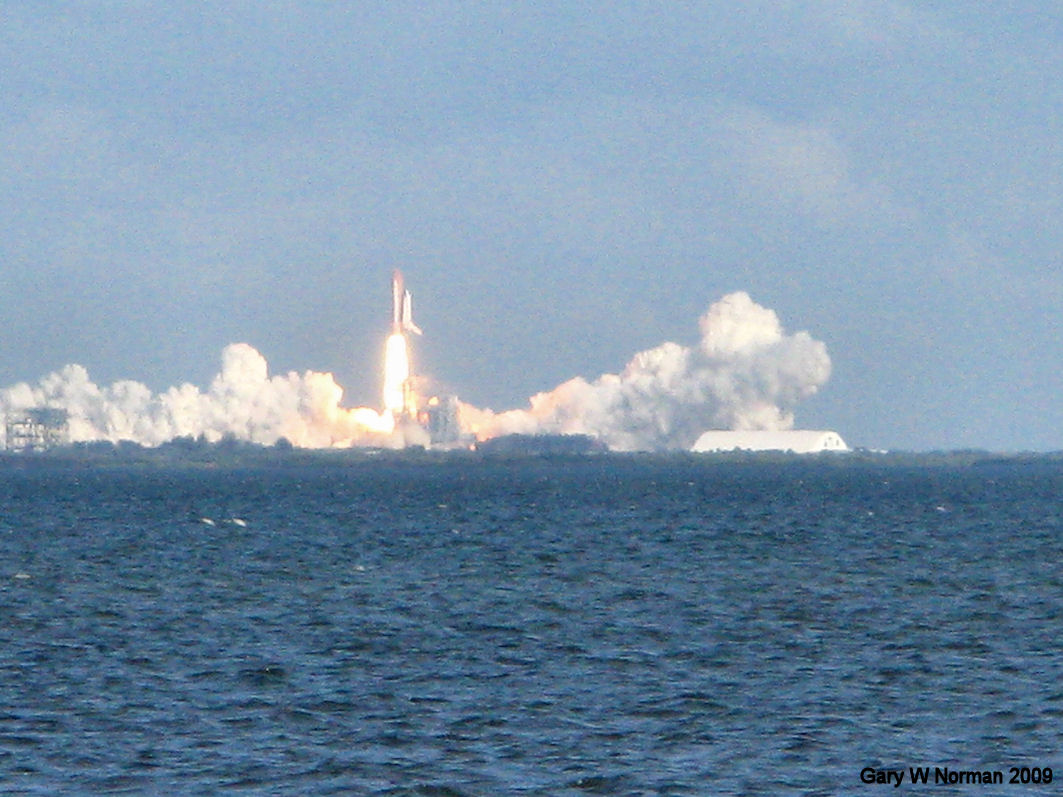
{"left": 0, "top": 343, "right": 406, "bottom": 449}
{"left": 1, "top": 292, "right": 830, "bottom": 453}
{"left": 460, "top": 292, "right": 832, "bottom": 451}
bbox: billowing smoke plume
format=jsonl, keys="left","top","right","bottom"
{"left": 0, "top": 343, "right": 425, "bottom": 449}
{"left": 2, "top": 292, "right": 830, "bottom": 452}
{"left": 460, "top": 292, "right": 831, "bottom": 451}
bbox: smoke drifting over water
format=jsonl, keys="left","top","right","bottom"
{"left": 1, "top": 292, "right": 830, "bottom": 451}
{"left": 461, "top": 293, "right": 831, "bottom": 451}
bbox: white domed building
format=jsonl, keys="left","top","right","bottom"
{"left": 691, "top": 430, "right": 848, "bottom": 454}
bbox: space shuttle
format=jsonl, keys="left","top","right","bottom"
{"left": 391, "top": 269, "right": 422, "bottom": 336}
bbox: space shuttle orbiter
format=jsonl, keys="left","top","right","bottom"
{"left": 391, "top": 269, "right": 422, "bottom": 336}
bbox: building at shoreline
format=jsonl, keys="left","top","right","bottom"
{"left": 4, "top": 408, "right": 70, "bottom": 452}
{"left": 691, "top": 430, "right": 848, "bottom": 454}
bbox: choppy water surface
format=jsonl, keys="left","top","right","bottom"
{"left": 0, "top": 458, "right": 1060, "bottom": 795}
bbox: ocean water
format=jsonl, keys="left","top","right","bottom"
{"left": 0, "top": 457, "right": 1060, "bottom": 795}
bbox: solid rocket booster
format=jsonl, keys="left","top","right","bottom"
{"left": 391, "top": 269, "right": 423, "bottom": 336}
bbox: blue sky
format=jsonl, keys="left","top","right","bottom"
{"left": 1, "top": 1, "right": 1061, "bottom": 450}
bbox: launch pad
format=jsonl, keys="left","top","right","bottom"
{"left": 382, "top": 270, "right": 468, "bottom": 449}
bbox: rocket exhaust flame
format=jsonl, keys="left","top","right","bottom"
{"left": 383, "top": 270, "right": 421, "bottom": 420}
{"left": 383, "top": 332, "right": 412, "bottom": 417}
